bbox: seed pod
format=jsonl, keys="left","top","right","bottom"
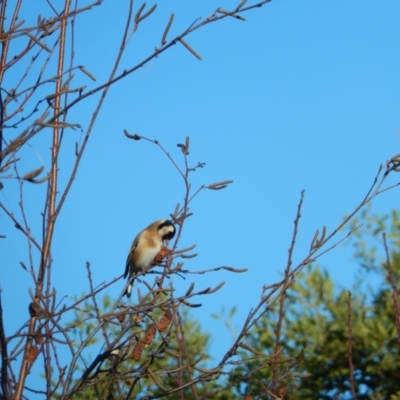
{"left": 157, "top": 310, "right": 172, "bottom": 332}
{"left": 142, "top": 324, "right": 156, "bottom": 347}
{"left": 26, "top": 345, "right": 39, "bottom": 363}
{"left": 132, "top": 342, "right": 143, "bottom": 361}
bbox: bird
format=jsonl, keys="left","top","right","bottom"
{"left": 124, "top": 219, "right": 176, "bottom": 297}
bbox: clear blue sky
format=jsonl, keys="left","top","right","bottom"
{"left": 2, "top": 0, "right": 400, "bottom": 390}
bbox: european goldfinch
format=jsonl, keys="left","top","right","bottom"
{"left": 124, "top": 219, "right": 176, "bottom": 297}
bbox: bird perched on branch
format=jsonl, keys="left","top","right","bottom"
{"left": 124, "top": 219, "right": 176, "bottom": 297}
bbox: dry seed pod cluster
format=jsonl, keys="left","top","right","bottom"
{"left": 157, "top": 310, "right": 172, "bottom": 332}
{"left": 131, "top": 310, "right": 172, "bottom": 361}
{"left": 154, "top": 246, "right": 172, "bottom": 264}
{"left": 26, "top": 346, "right": 39, "bottom": 363}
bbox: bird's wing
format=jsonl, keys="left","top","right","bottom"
{"left": 124, "top": 237, "right": 139, "bottom": 279}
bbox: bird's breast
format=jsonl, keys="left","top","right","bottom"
{"left": 137, "top": 242, "right": 162, "bottom": 268}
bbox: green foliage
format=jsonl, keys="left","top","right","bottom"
{"left": 233, "top": 209, "right": 400, "bottom": 399}
{"left": 349, "top": 205, "right": 400, "bottom": 272}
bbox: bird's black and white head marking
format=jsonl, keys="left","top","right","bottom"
{"left": 157, "top": 220, "right": 176, "bottom": 243}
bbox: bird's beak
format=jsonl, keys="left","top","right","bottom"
{"left": 164, "top": 239, "right": 170, "bottom": 247}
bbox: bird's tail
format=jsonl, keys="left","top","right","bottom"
{"left": 124, "top": 283, "right": 132, "bottom": 298}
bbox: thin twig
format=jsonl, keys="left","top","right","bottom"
{"left": 0, "top": 202, "right": 42, "bottom": 252}
{"left": 383, "top": 233, "right": 400, "bottom": 346}
{"left": 346, "top": 291, "right": 357, "bottom": 399}
{"left": 271, "top": 190, "right": 304, "bottom": 394}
